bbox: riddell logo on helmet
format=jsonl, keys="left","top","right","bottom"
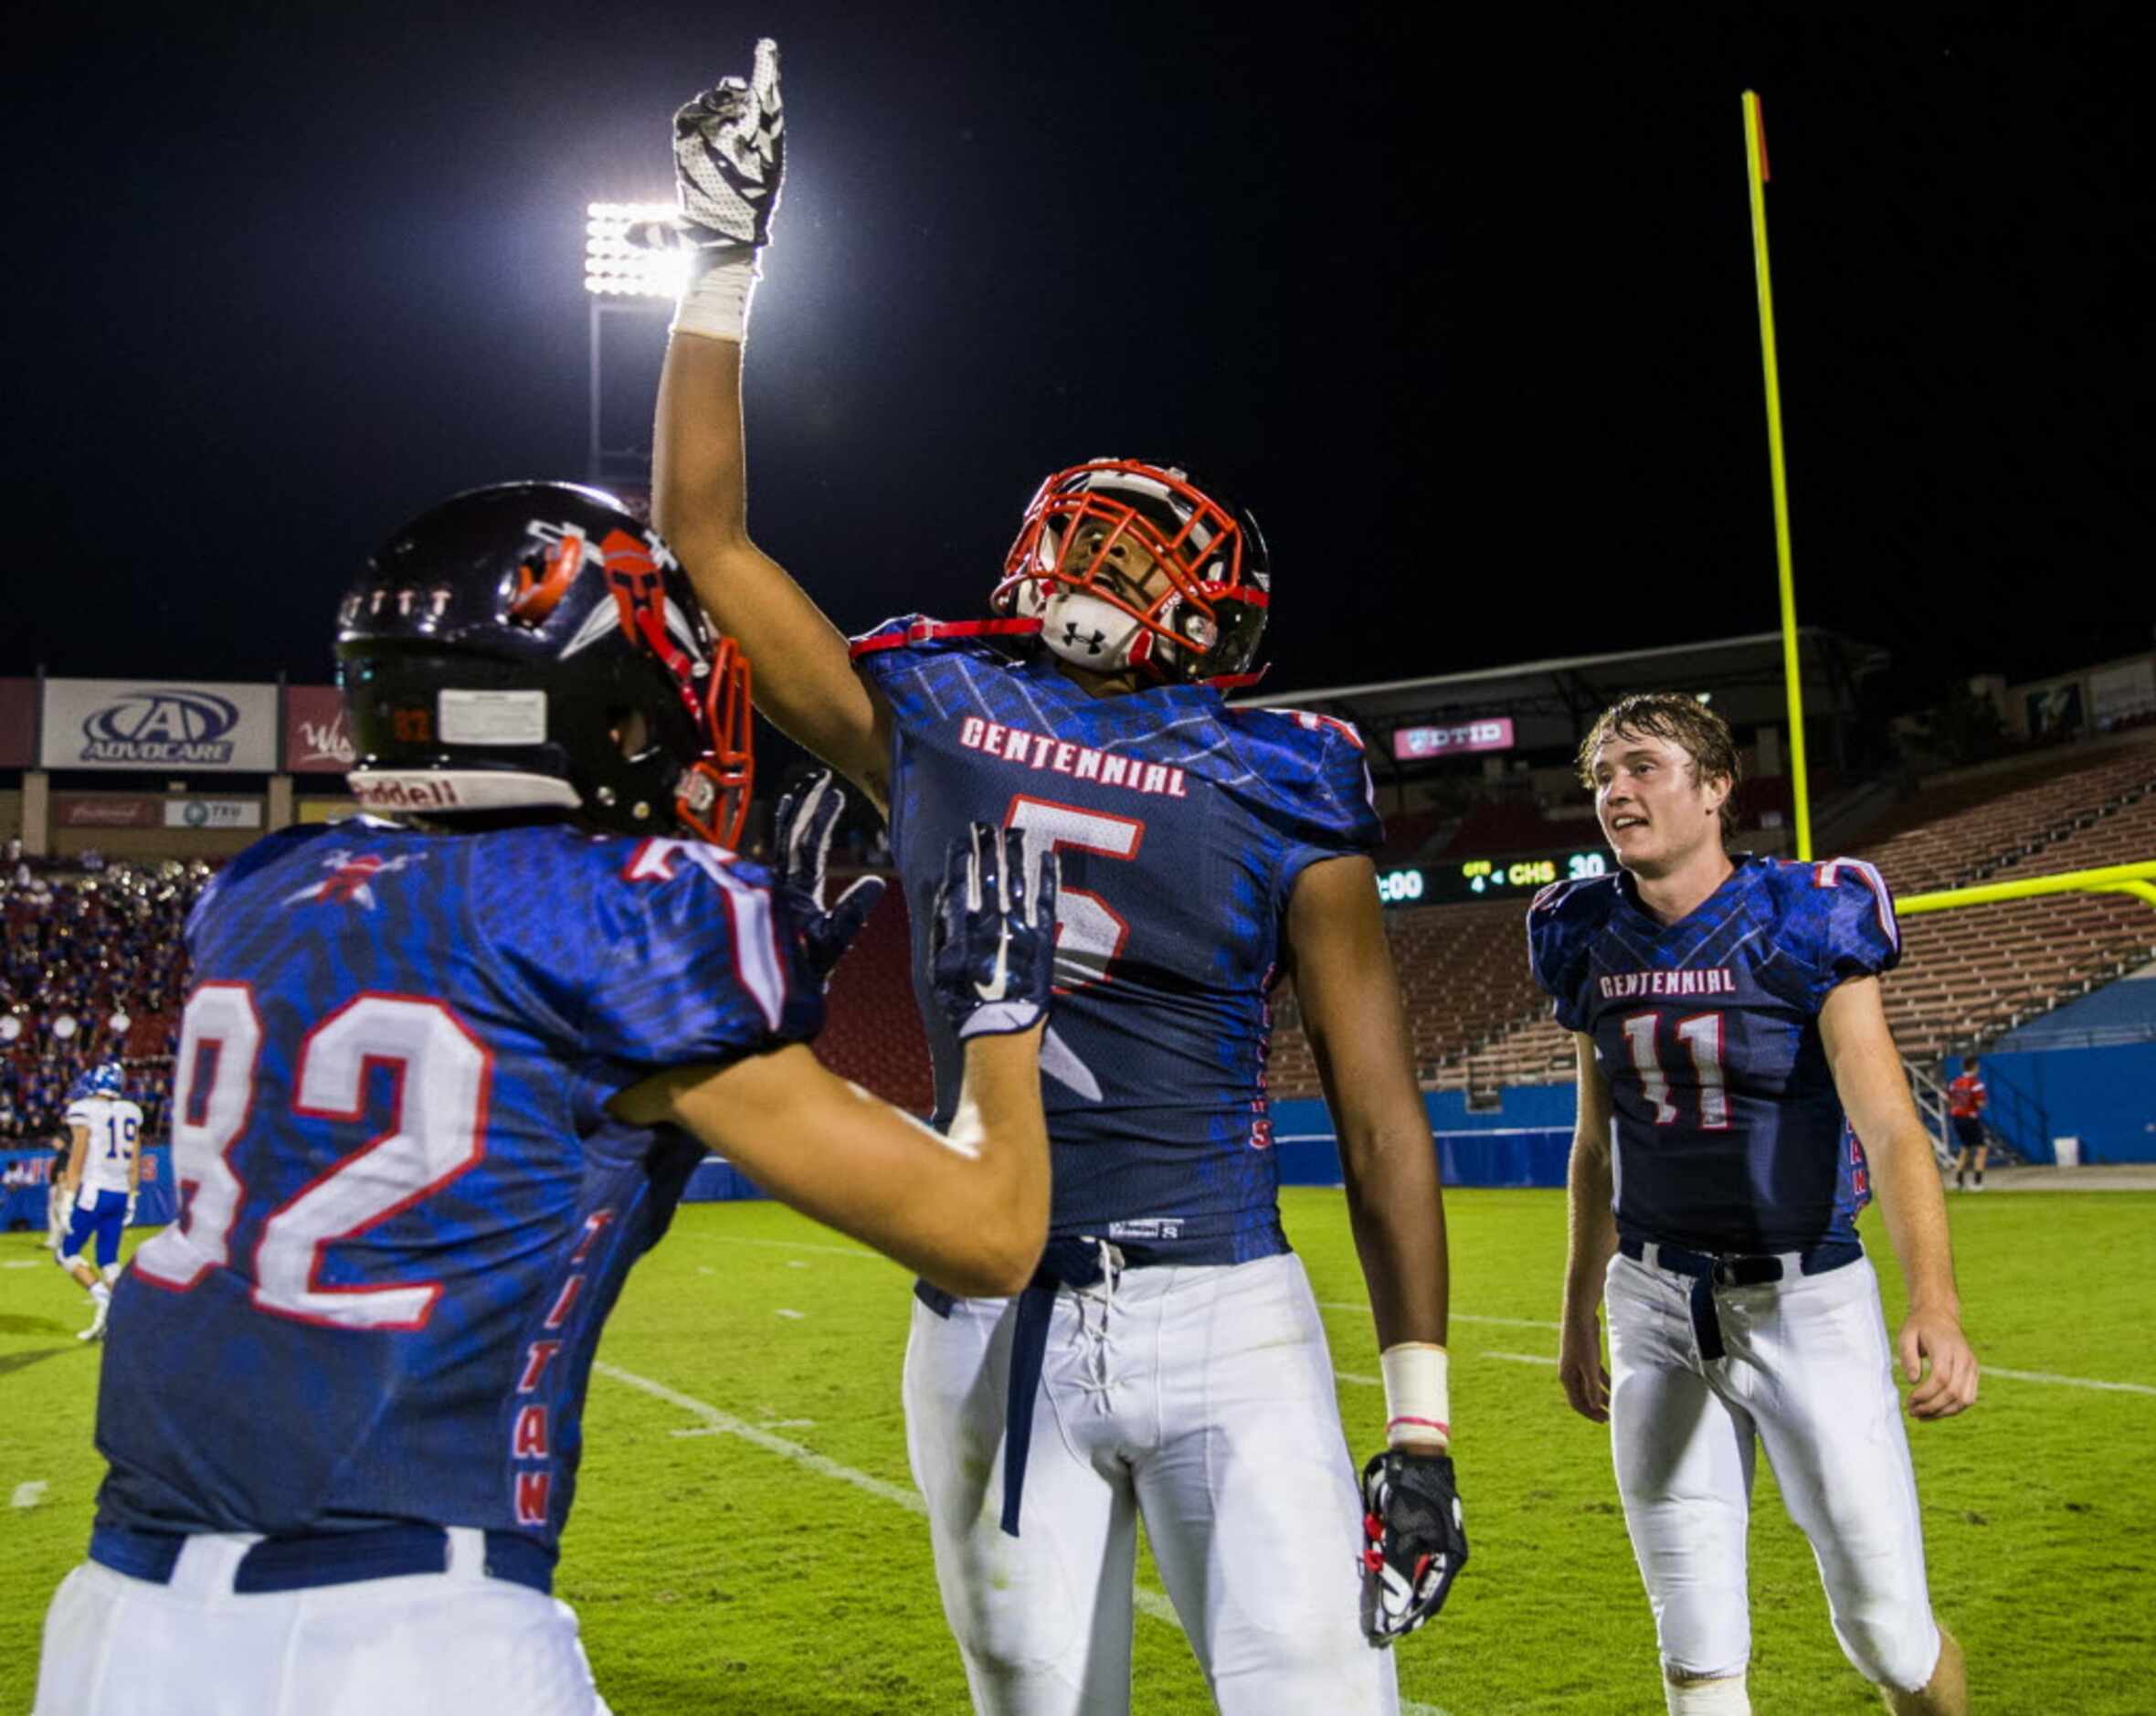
{"left": 352, "top": 777, "right": 462, "bottom": 810}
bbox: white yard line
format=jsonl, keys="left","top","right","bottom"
{"left": 774, "top": 1308, "right": 806, "bottom": 1320}
{"left": 1318, "top": 1302, "right": 1560, "bottom": 1330}
{"left": 596, "top": 1361, "right": 923, "bottom": 1512}
{"left": 1326, "top": 1306, "right": 2154, "bottom": 1397}
{"left": 704, "top": 1235, "right": 884, "bottom": 1261}
{"left": 12, "top": 1480, "right": 49, "bottom": 1509}
{"left": 3, "top": 1259, "right": 40, "bottom": 1269}
{"left": 597, "top": 1361, "right": 1448, "bottom": 1716}
{"left": 1987, "top": 1365, "right": 2156, "bottom": 1397}
{"left": 1336, "top": 1371, "right": 1379, "bottom": 1387}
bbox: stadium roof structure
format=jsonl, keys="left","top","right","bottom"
{"left": 1237, "top": 627, "right": 1891, "bottom": 768}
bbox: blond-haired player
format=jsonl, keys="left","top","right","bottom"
{"left": 1530, "top": 694, "right": 1975, "bottom": 1716}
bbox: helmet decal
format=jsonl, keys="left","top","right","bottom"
{"left": 509, "top": 524, "right": 587, "bottom": 628}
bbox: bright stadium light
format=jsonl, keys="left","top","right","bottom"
{"left": 583, "top": 200, "right": 682, "bottom": 482}
{"left": 584, "top": 202, "right": 687, "bottom": 300}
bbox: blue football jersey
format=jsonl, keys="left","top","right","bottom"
{"left": 852, "top": 617, "right": 1380, "bottom": 1263}
{"left": 98, "top": 818, "right": 820, "bottom": 1555}
{"left": 1527, "top": 853, "right": 1900, "bottom": 1255}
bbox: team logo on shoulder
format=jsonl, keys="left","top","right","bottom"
{"left": 282, "top": 849, "right": 427, "bottom": 911}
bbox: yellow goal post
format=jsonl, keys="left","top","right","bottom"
{"left": 1896, "top": 860, "right": 2156, "bottom": 916}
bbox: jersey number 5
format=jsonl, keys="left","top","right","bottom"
{"left": 132, "top": 984, "right": 491, "bottom": 1329}
{"left": 1004, "top": 796, "right": 1145, "bottom": 990}
{"left": 1619, "top": 1011, "right": 1730, "bottom": 1131}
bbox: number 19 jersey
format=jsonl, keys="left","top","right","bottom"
{"left": 66, "top": 1096, "right": 143, "bottom": 1198}
{"left": 851, "top": 618, "right": 1380, "bottom": 1265}
{"left": 98, "top": 819, "right": 820, "bottom": 1555}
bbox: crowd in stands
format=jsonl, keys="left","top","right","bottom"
{"left": 0, "top": 845, "right": 205, "bottom": 1144}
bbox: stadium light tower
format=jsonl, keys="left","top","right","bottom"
{"left": 583, "top": 203, "right": 684, "bottom": 485}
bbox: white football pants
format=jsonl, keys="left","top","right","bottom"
{"left": 904, "top": 1249, "right": 1396, "bottom": 1715}
{"left": 1604, "top": 1249, "right": 1942, "bottom": 1693}
{"left": 35, "top": 1528, "right": 609, "bottom": 1715}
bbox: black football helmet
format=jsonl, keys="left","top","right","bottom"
{"left": 335, "top": 482, "right": 752, "bottom": 846}
{"left": 989, "top": 459, "right": 1269, "bottom": 686}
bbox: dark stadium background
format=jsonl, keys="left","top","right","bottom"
{"left": 5, "top": 3, "right": 2148, "bottom": 710}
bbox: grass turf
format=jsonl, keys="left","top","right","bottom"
{"left": 4, "top": 1186, "right": 2152, "bottom": 1712}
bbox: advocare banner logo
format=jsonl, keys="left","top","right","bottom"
{"left": 82, "top": 689, "right": 240, "bottom": 765}
{"left": 41, "top": 679, "right": 280, "bottom": 773}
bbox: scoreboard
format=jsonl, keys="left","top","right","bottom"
{"left": 1374, "top": 847, "right": 1612, "bottom": 907}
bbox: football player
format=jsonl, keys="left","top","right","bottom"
{"left": 32, "top": 483, "right": 1060, "bottom": 1716}
{"left": 1946, "top": 1058, "right": 1988, "bottom": 1190}
{"left": 646, "top": 43, "right": 1464, "bottom": 1713}
{"left": 1533, "top": 694, "right": 1977, "bottom": 1716}
{"left": 56, "top": 1061, "right": 143, "bottom": 1341}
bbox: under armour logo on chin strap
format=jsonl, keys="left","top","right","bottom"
{"left": 1062, "top": 621, "right": 1108, "bottom": 655}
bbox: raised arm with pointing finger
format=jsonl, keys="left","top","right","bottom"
{"left": 650, "top": 38, "right": 894, "bottom": 808}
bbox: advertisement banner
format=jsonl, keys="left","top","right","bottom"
{"left": 163, "top": 799, "right": 264, "bottom": 831}
{"left": 40, "top": 678, "right": 280, "bottom": 773}
{"left": 282, "top": 683, "right": 355, "bottom": 774}
{"left": 2090, "top": 659, "right": 2156, "bottom": 728}
{"left": 54, "top": 794, "right": 162, "bottom": 830}
{"left": 1393, "top": 717, "right": 1516, "bottom": 761}
{"left": 0, "top": 677, "right": 36, "bottom": 768}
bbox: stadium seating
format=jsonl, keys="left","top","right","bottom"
{"left": 819, "top": 881, "right": 935, "bottom": 1113}
{"left": 0, "top": 861, "right": 202, "bottom": 1141}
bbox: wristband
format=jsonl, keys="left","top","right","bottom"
{"left": 671, "top": 246, "right": 760, "bottom": 343}
{"left": 1380, "top": 1342, "right": 1451, "bottom": 1450}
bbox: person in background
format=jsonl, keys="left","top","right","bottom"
{"left": 1947, "top": 1059, "right": 1988, "bottom": 1191}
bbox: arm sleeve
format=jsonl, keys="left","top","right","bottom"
{"left": 1275, "top": 721, "right": 1384, "bottom": 901}
{"left": 499, "top": 841, "right": 825, "bottom": 1086}
{"left": 1527, "top": 883, "right": 1589, "bottom": 1032}
{"left": 1804, "top": 857, "right": 1903, "bottom": 1005}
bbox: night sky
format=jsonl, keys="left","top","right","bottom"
{"left": 8, "top": 3, "right": 2149, "bottom": 709}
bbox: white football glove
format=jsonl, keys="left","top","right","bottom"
{"left": 672, "top": 37, "right": 786, "bottom": 250}
{"left": 661, "top": 37, "right": 785, "bottom": 341}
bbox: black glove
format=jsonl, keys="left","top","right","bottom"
{"left": 931, "top": 822, "right": 1057, "bottom": 1039}
{"left": 1359, "top": 1448, "right": 1468, "bottom": 1645}
{"left": 772, "top": 771, "right": 885, "bottom": 987}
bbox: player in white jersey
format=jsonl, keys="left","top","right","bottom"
{"left": 58, "top": 1061, "right": 143, "bottom": 1341}
{"left": 1535, "top": 696, "right": 1976, "bottom": 1716}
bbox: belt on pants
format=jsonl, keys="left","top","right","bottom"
{"left": 88, "top": 1521, "right": 556, "bottom": 1597}
{"left": 1619, "top": 1235, "right": 1864, "bottom": 1362}
{"left": 916, "top": 1234, "right": 1121, "bottom": 1540}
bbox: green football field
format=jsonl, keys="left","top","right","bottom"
{"left": 4, "top": 1187, "right": 2152, "bottom": 1714}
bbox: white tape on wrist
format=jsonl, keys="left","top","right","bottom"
{"left": 671, "top": 250, "right": 760, "bottom": 343}
{"left": 1380, "top": 1342, "right": 1451, "bottom": 1450}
